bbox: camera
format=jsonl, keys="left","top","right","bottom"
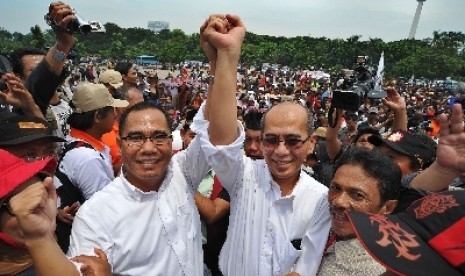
{"left": 0, "top": 55, "right": 13, "bottom": 91}
{"left": 331, "top": 56, "right": 387, "bottom": 112}
{"left": 45, "top": 11, "right": 92, "bottom": 34}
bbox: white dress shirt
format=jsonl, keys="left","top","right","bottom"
{"left": 194, "top": 105, "right": 331, "bottom": 276}
{"left": 67, "top": 135, "right": 209, "bottom": 276}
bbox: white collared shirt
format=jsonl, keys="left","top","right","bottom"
{"left": 67, "top": 135, "right": 209, "bottom": 276}
{"left": 192, "top": 105, "right": 331, "bottom": 276}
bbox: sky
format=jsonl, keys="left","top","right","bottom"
{"left": 0, "top": 0, "right": 463, "bottom": 42}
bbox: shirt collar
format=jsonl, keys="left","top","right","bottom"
{"left": 70, "top": 128, "right": 106, "bottom": 151}
{"left": 119, "top": 162, "right": 174, "bottom": 201}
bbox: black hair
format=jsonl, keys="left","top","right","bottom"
{"left": 114, "top": 62, "right": 134, "bottom": 76}
{"left": 9, "top": 47, "right": 47, "bottom": 77}
{"left": 67, "top": 103, "right": 114, "bottom": 131}
{"left": 244, "top": 111, "right": 264, "bottom": 131}
{"left": 182, "top": 108, "right": 199, "bottom": 132}
{"left": 352, "top": 126, "right": 380, "bottom": 144}
{"left": 119, "top": 102, "right": 170, "bottom": 136}
{"left": 333, "top": 147, "right": 402, "bottom": 203}
{"left": 114, "top": 84, "right": 142, "bottom": 101}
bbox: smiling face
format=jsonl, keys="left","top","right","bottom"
{"left": 261, "top": 104, "right": 314, "bottom": 186}
{"left": 328, "top": 164, "right": 394, "bottom": 238}
{"left": 119, "top": 108, "right": 172, "bottom": 192}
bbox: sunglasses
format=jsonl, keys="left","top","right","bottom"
{"left": 261, "top": 134, "right": 311, "bottom": 150}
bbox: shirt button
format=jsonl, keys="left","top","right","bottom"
{"left": 267, "top": 224, "right": 273, "bottom": 232}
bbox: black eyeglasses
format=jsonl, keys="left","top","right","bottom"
{"left": 261, "top": 134, "right": 311, "bottom": 150}
{"left": 121, "top": 133, "right": 172, "bottom": 148}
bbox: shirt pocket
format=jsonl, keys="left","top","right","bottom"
{"left": 177, "top": 202, "right": 197, "bottom": 239}
{"left": 274, "top": 239, "right": 302, "bottom": 275}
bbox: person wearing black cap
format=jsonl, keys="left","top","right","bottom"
{"left": 0, "top": 114, "right": 65, "bottom": 161}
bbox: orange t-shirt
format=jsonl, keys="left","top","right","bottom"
{"left": 101, "top": 122, "right": 121, "bottom": 165}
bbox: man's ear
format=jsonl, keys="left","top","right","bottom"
{"left": 305, "top": 134, "right": 317, "bottom": 156}
{"left": 380, "top": 199, "right": 398, "bottom": 215}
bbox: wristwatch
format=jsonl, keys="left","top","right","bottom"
{"left": 51, "top": 46, "right": 67, "bottom": 63}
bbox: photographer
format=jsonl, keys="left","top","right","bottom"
{"left": 5, "top": 1, "right": 76, "bottom": 117}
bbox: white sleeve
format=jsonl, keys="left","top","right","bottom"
{"left": 190, "top": 102, "right": 246, "bottom": 194}
{"left": 67, "top": 203, "right": 114, "bottom": 267}
{"left": 294, "top": 194, "right": 331, "bottom": 275}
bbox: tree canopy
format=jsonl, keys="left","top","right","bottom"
{"left": 1, "top": 23, "right": 464, "bottom": 80}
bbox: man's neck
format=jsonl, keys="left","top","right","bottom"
{"left": 274, "top": 174, "right": 299, "bottom": 197}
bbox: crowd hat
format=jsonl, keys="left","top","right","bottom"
{"left": 314, "top": 127, "right": 327, "bottom": 139}
{"left": 99, "top": 69, "right": 123, "bottom": 89}
{"left": 0, "top": 149, "right": 57, "bottom": 199}
{"left": 368, "top": 130, "right": 435, "bottom": 169}
{"left": 72, "top": 83, "right": 129, "bottom": 113}
{"left": 368, "top": 107, "right": 378, "bottom": 114}
{"left": 346, "top": 191, "right": 465, "bottom": 276}
{"left": 0, "top": 114, "right": 65, "bottom": 146}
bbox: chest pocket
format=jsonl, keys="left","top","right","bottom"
{"left": 177, "top": 202, "right": 197, "bottom": 239}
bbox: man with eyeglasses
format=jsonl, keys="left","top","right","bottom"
{"left": 196, "top": 15, "right": 330, "bottom": 275}
{"left": 65, "top": 101, "right": 210, "bottom": 275}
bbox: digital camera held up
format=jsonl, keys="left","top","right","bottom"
{"left": 45, "top": 10, "right": 92, "bottom": 35}
{"left": 331, "top": 56, "right": 386, "bottom": 112}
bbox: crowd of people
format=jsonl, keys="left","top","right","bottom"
{"left": 0, "top": 2, "right": 464, "bottom": 276}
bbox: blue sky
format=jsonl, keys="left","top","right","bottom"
{"left": 0, "top": 0, "right": 463, "bottom": 41}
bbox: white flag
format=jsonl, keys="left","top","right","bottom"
{"left": 374, "top": 51, "right": 384, "bottom": 91}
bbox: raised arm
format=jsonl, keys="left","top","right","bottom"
{"left": 381, "top": 87, "right": 407, "bottom": 132}
{"left": 410, "top": 103, "right": 465, "bottom": 191}
{"left": 326, "top": 109, "right": 344, "bottom": 161}
{"left": 201, "top": 14, "right": 246, "bottom": 145}
{"left": 9, "top": 177, "right": 80, "bottom": 276}
{"left": 44, "top": 1, "right": 75, "bottom": 75}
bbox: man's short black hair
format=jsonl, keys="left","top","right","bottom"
{"left": 352, "top": 126, "right": 380, "bottom": 144}
{"left": 119, "top": 102, "right": 170, "bottom": 136}
{"left": 114, "top": 62, "right": 134, "bottom": 76}
{"left": 244, "top": 111, "right": 264, "bottom": 131}
{"left": 333, "top": 147, "right": 402, "bottom": 204}
{"left": 9, "top": 47, "right": 47, "bottom": 77}
{"left": 67, "top": 104, "right": 115, "bottom": 131}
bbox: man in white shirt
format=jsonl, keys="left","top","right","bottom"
{"left": 196, "top": 15, "right": 330, "bottom": 275}
{"left": 67, "top": 101, "right": 210, "bottom": 275}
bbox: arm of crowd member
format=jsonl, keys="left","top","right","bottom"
{"left": 71, "top": 248, "right": 112, "bottom": 276}
{"left": 0, "top": 73, "right": 44, "bottom": 118}
{"left": 410, "top": 104, "right": 465, "bottom": 192}
{"left": 201, "top": 14, "right": 246, "bottom": 145}
{"left": 9, "top": 177, "right": 80, "bottom": 276}
{"left": 381, "top": 87, "right": 407, "bottom": 131}
{"left": 194, "top": 192, "right": 230, "bottom": 224}
{"left": 44, "top": 2, "right": 75, "bottom": 75}
{"left": 57, "top": 201, "right": 80, "bottom": 224}
{"left": 25, "top": 2, "right": 75, "bottom": 115}
{"left": 326, "top": 109, "right": 344, "bottom": 161}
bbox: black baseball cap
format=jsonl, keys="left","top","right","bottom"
{"left": 368, "top": 130, "right": 435, "bottom": 169}
{"left": 0, "top": 114, "right": 65, "bottom": 146}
